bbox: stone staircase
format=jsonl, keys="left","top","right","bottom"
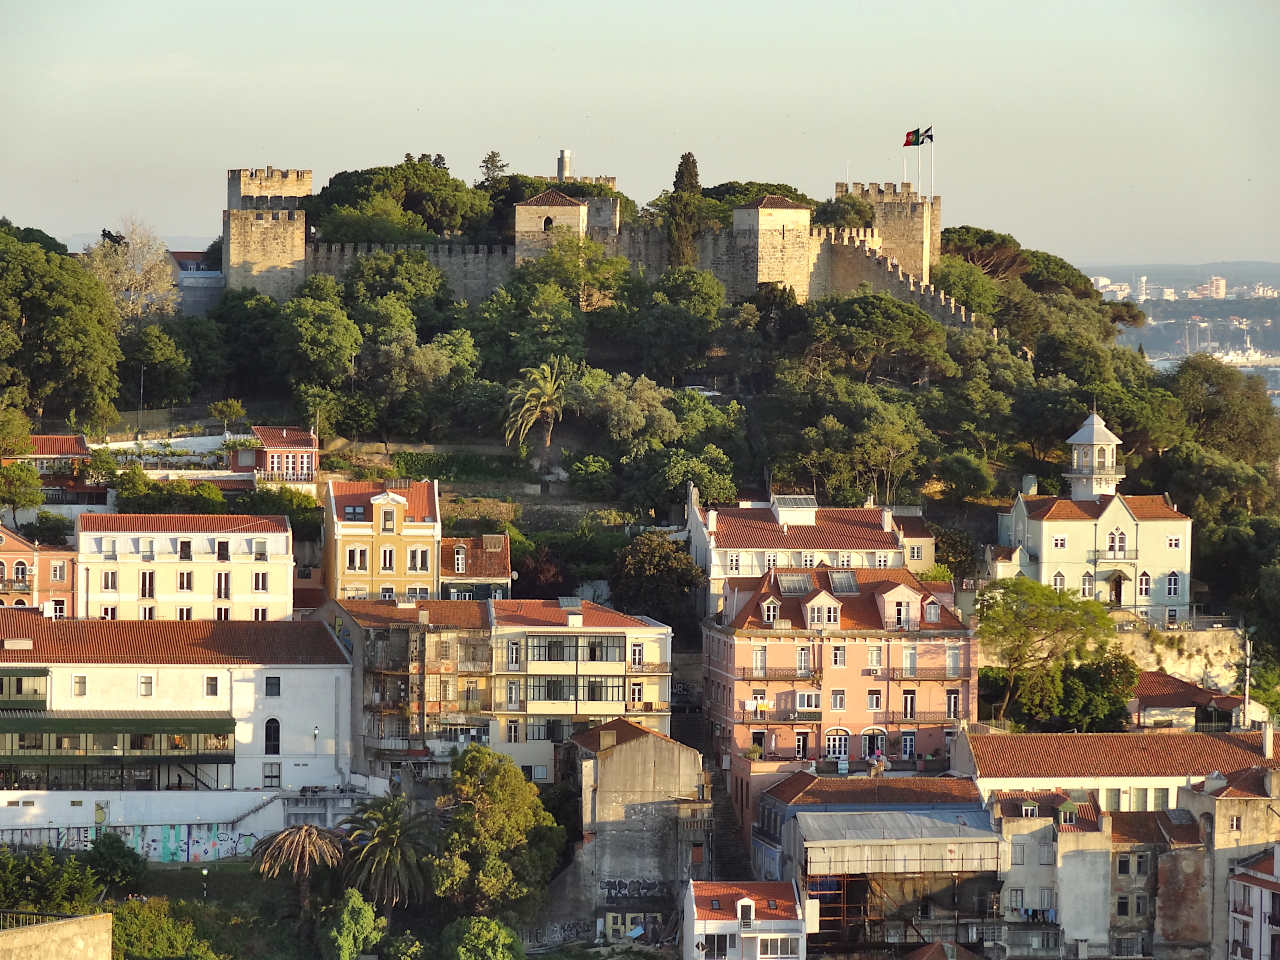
{"left": 708, "top": 766, "right": 754, "bottom": 881}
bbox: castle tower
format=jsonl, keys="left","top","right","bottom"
{"left": 222, "top": 167, "right": 313, "bottom": 301}
{"left": 513, "top": 189, "right": 588, "bottom": 264}
{"left": 1064, "top": 413, "right": 1125, "bottom": 501}
{"left": 833, "top": 181, "right": 939, "bottom": 284}
{"left": 731, "top": 195, "right": 814, "bottom": 301}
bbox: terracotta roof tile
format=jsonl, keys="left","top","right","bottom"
{"left": 1157, "top": 810, "right": 1203, "bottom": 845}
{"left": 1123, "top": 495, "right": 1188, "bottom": 520}
{"left": 0, "top": 611, "right": 345, "bottom": 664}
{"left": 1134, "top": 671, "right": 1242, "bottom": 711}
{"left": 894, "top": 515, "right": 931, "bottom": 538}
{"left": 765, "top": 771, "right": 980, "bottom": 806}
{"left": 292, "top": 586, "right": 329, "bottom": 610}
{"left": 440, "top": 536, "right": 511, "bottom": 580}
{"left": 77, "top": 514, "right": 289, "bottom": 534}
{"left": 330, "top": 480, "right": 437, "bottom": 523}
{"left": 970, "top": 731, "right": 1280, "bottom": 779}
{"left": 990, "top": 789, "right": 1101, "bottom": 831}
{"left": 515, "top": 189, "right": 585, "bottom": 207}
{"left": 492, "top": 599, "right": 649, "bottom": 629}
{"left": 740, "top": 195, "right": 811, "bottom": 210}
{"left": 1193, "top": 766, "right": 1270, "bottom": 798}
{"left": 338, "top": 599, "right": 489, "bottom": 630}
{"left": 711, "top": 507, "right": 900, "bottom": 551}
{"left": 195, "top": 477, "right": 256, "bottom": 492}
{"left": 1023, "top": 494, "right": 1189, "bottom": 522}
{"left": 1110, "top": 811, "right": 1166, "bottom": 845}
{"left": 570, "top": 717, "right": 678, "bottom": 753}
{"left": 1241, "top": 850, "right": 1276, "bottom": 876}
{"left": 28, "top": 436, "right": 90, "bottom": 457}
{"left": 251, "top": 426, "right": 318, "bottom": 450}
{"left": 690, "top": 881, "right": 800, "bottom": 922}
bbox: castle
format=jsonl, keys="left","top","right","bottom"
{"left": 221, "top": 163, "right": 979, "bottom": 326}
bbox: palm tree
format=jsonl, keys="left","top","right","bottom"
{"left": 504, "top": 356, "right": 571, "bottom": 449}
{"left": 251, "top": 823, "right": 346, "bottom": 927}
{"left": 340, "top": 794, "right": 434, "bottom": 912}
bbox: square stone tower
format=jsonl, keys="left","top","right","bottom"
{"left": 222, "top": 167, "right": 313, "bottom": 300}
{"left": 731, "top": 195, "right": 814, "bottom": 298}
{"left": 513, "top": 189, "right": 588, "bottom": 264}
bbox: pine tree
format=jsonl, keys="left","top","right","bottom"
{"left": 667, "top": 152, "right": 702, "bottom": 268}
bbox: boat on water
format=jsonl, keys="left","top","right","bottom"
{"left": 1211, "top": 336, "right": 1280, "bottom": 368}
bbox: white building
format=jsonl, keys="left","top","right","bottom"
{"left": 1226, "top": 844, "right": 1280, "bottom": 960}
{"left": 990, "top": 414, "right": 1193, "bottom": 626}
{"left": 74, "top": 514, "right": 295, "bottom": 621}
{"left": 682, "top": 880, "right": 810, "bottom": 960}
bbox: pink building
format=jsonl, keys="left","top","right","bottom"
{"left": 227, "top": 426, "right": 318, "bottom": 485}
{"left": 703, "top": 567, "right": 975, "bottom": 840}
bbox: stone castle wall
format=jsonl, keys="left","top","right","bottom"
{"left": 306, "top": 241, "right": 515, "bottom": 304}
{"left": 222, "top": 208, "right": 308, "bottom": 302}
{"left": 835, "top": 181, "right": 942, "bottom": 283}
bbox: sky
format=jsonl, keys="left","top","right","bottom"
{"left": 3, "top": 0, "right": 1277, "bottom": 265}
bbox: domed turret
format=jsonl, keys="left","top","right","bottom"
{"left": 1063, "top": 413, "right": 1125, "bottom": 501}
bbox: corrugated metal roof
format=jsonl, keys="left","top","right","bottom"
{"left": 796, "top": 809, "right": 996, "bottom": 845}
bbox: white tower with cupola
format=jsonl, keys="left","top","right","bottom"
{"left": 1064, "top": 413, "right": 1125, "bottom": 501}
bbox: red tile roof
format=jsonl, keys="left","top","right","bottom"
{"left": 1192, "top": 767, "right": 1270, "bottom": 798}
{"left": 710, "top": 507, "right": 900, "bottom": 551}
{"left": 969, "top": 731, "right": 1280, "bottom": 779}
{"left": 1158, "top": 810, "right": 1203, "bottom": 845}
{"left": 0, "top": 611, "right": 345, "bottom": 664}
{"left": 251, "top": 426, "right": 318, "bottom": 450}
{"left": 1134, "top": 671, "right": 1242, "bottom": 712}
{"left": 765, "top": 771, "right": 980, "bottom": 806}
{"left": 1023, "top": 494, "right": 1188, "bottom": 522}
{"left": 570, "top": 717, "right": 678, "bottom": 753}
{"left": 990, "top": 789, "right": 1101, "bottom": 831}
{"left": 292, "top": 586, "right": 329, "bottom": 610}
{"left": 894, "top": 515, "right": 931, "bottom": 539}
{"left": 440, "top": 536, "right": 511, "bottom": 580}
{"left": 690, "top": 882, "right": 800, "bottom": 922}
{"left": 1241, "top": 850, "right": 1276, "bottom": 877}
{"left": 29, "top": 435, "right": 90, "bottom": 457}
{"left": 338, "top": 599, "right": 489, "bottom": 630}
{"left": 492, "top": 599, "right": 649, "bottom": 629}
{"left": 196, "top": 477, "right": 256, "bottom": 492}
{"left": 515, "top": 189, "right": 585, "bottom": 207}
{"left": 77, "top": 514, "right": 289, "bottom": 534}
{"left": 1109, "top": 812, "right": 1166, "bottom": 845}
{"left": 1124, "top": 495, "right": 1188, "bottom": 520}
{"left": 330, "top": 480, "right": 438, "bottom": 523}
{"left": 729, "top": 567, "right": 965, "bottom": 632}
{"left": 740, "top": 195, "right": 811, "bottom": 210}
{"left": 989, "top": 546, "right": 1015, "bottom": 562}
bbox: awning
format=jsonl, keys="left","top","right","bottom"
{"left": 0, "top": 710, "right": 235, "bottom": 734}
{"left": 1104, "top": 570, "right": 1131, "bottom": 582}
{"left": 0, "top": 668, "right": 48, "bottom": 678}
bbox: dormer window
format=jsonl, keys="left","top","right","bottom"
{"left": 382, "top": 509, "right": 395, "bottom": 532}
{"left": 710, "top": 898, "right": 720, "bottom": 910}
{"left": 1060, "top": 810, "right": 1076, "bottom": 825}
{"left": 924, "top": 601, "right": 940, "bottom": 623}
{"left": 808, "top": 605, "right": 822, "bottom": 626}
{"left": 762, "top": 602, "right": 778, "bottom": 623}
{"left": 1022, "top": 803, "right": 1039, "bottom": 817}
{"left": 826, "top": 605, "right": 839, "bottom": 624}
{"left": 739, "top": 901, "right": 754, "bottom": 928}
{"left": 802, "top": 552, "right": 815, "bottom": 567}
{"left": 454, "top": 546, "right": 466, "bottom": 573}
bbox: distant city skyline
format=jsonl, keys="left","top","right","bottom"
{"left": 3, "top": 0, "right": 1277, "bottom": 264}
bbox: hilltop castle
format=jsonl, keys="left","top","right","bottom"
{"left": 220, "top": 162, "right": 978, "bottom": 325}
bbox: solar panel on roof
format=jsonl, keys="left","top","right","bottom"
{"left": 774, "top": 495, "right": 818, "bottom": 508}
{"left": 828, "top": 570, "right": 859, "bottom": 595}
{"left": 557, "top": 597, "right": 582, "bottom": 608}
{"left": 777, "top": 574, "right": 811, "bottom": 596}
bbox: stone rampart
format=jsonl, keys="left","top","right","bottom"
{"left": 305, "top": 241, "right": 515, "bottom": 304}
{"left": 829, "top": 237, "right": 982, "bottom": 327}
{"left": 223, "top": 208, "right": 307, "bottom": 301}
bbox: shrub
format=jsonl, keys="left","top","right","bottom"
{"left": 85, "top": 831, "right": 146, "bottom": 892}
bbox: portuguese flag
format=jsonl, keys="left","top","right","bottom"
{"left": 904, "top": 126, "right": 934, "bottom": 147}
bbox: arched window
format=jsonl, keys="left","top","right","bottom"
{"left": 1167, "top": 572, "right": 1180, "bottom": 598}
{"left": 454, "top": 546, "right": 466, "bottom": 573}
{"left": 1107, "top": 532, "right": 1117, "bottom": 552}
{"left": 1081, "top": 448, "right": 1091, "bottom": 467}
{"left": 12, "top": 562, "right": 26, "bottom": 582}
{"left": 824, "top": 728, "right": 850, "bottom": 759}
{"left": 1138, "top": 572, "right": 1151, "bottom": 597}
{"left": 265, "top": 718, "right": 280, "bottom": 756}
{"left": 1116, "top": 531, "right": 1127, "bottom": 554}
{"left": 924, "top": 601, "right": 940, "bottom": 623}
{"left": 542, "top": 216, "right": 553, "bottom": 232}
{"left": 0, "top": 561, "right": 7, "bottom": 581}
{"left": 11, "top": 600, "right": 23, "bottom": 607}
{"left": 1082, "top": 573, "right": 1094, "bottom": 597}
{"left": 1052, "top": 571, "right": 1065, "bottom": 592}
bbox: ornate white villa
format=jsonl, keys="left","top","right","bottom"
{"left": 987, "top": 414, "right": 1193, "bottom": 626}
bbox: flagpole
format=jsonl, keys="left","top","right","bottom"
{"left": 917, "top": 141, "right": 921, "bottom": 193}
{"left": 902, "top": 153, "right": 906, "bottom": 185}
{"left": 930, "top": 130, "right": 935, "bottom": 200}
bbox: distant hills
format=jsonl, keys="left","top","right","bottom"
{"left": 1080, "top": 261, "right": 1280, "bottom": 289}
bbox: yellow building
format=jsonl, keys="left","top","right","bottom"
{"left": 323, "top": 480, "right": 441, "bottom": 601}
{"left": 74, "top": 514, "right": 294, "bottom": 621}
{"left": 490, "top": 598, "right": 671, "bottom": 782}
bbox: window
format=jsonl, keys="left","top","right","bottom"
{"left": 1167, "top": 571, "right": 1180, "bottom": 597}
{"left": 1135, "top": 852, "right": 1149, "bottom": 875}
{"left": 264, "top": 718, "right": 280, "bottom": 755}
{"left": 381, "top": 548, "right": 395, "bottom": 572}
{"left": 139, "top": 605, "right": 154, "bottom": 620}
{"left": 727, "top": 552, "right": 740, "bottom": 573}
{"left": 1230, "top": 815, "right": 1242, "bottom": 831}
{"left": 1008, "top": 888, "right": 1024, "bottom": 910}
{"left": 507, "top": 642, "right": 521, "bottom": 669}
{"left": 946, "top": 688, "right": 960, "bottom": 719}
{"left": 1012, "top": 842, "right": 1026, "bottom": 865}
{"left": 253, "top": 539, "right": 267, "bottom": 561}
{"left": 796, "top": 647, "right": 811, "bottom": 675}
{"left": 262, "top": 762, "right": 281, "bottom": 789}
{"left": 808, "top": 605, "right": 823, "bottom": 627}
{"left": 760, "top": 553, "right": 775, "bottom": 571}
{"left": 51, "top": 599, "right": 65, "bottom": 619}
{"left": 866, "top": 689, "right": 882, "bottom": 710}
{"left": 177, "top": 607, "right": 192, "bottom": 621}
{"left": 1133, "top": 788, "right": 1148, "bottom": 811}
{"left": 762, "top": 602, "right": 778, "bottom": 623}
{"left": 408, "top": 548, "right": 429, "bottom": 572}
{"left": 454, "top": 546, "right": 466, "bottom": 573}
{"left": 902, "top": 690, "right": 916, "bottom": 719}
{"left": 1117, "top": 854, "right": 1130, "bottom": 876}
{"left": 838, "top": 552, "right": 852, "bottom": 568}
{"left": 102, "top": 537, "right": 116, "bottom": 558}
{"left": 50, "top": 562, "right": 65, "bottom": 582}
{"left": 205, "top": 676, "right": 219, "bottom": 697}
{"left": 343, "top": 505, "right": 365, "bottom": 522}
{"left": 1117, "top": 895, "right": 1129, "bottom": 917}
{"left": 798, "top": 551, "right": 814, "bottom": 567}
{"left": 1022, "top": 803, "right": 1040, "bottom": 817}
{"left": 216, "top": 607, "right": 230, "bottom": 621}
{"left": 910, "top": 544, "right": 923, "bottom": 561}
{"left": 382, "top": 509, "right": 395, "bottom": 532}
{"left": 1107, "top": 788, "right": 1121, "bottom": 810}
{"left": 901, "top": 732, "right": 915, "bottom": 758}
{"left": 533, "top": 765, "right": 547, "bottom": 781}
{"left": 1061, "top": 810, "right": 1076, "bottom": 825}
{"left": 867, "top": 645, "right": 882, "bottom": 669}
{"left": 265, "top": 676, "right": 280, "bottom": 697}
{"left": 101, "top": 606, "right": 117, "bottom": 620}
{"left": 830, "top": 689, "right": 845, "bottom": 709}
{"left": 704, "top": 934, "right": 736, "bottom": 960}
{"left": 1053, "top": 536, "right": 1067, "bottom": 549}
{"left": 1040, "top": 888, "right": 1055, "bottom": 910}
{"left": 1039, "top": 841, "right": 1053, "bottom": 864}
{"left": 925, "top": 601, "right": 940, "bottom": 623}
{"left": 876, "top": 554, "right": 889, "bottom": 569}
{"left": 1168, "top": 536, "right": 1181, "bottom": 549}
{"left": 826, "top": 605, "right": 839, "bottom": 623}
{"left": 1081, "top": 572, "right": 1094, "bottom": 597}
{"left": 178, "top": 571, "right": 193, "bottom": 591}
{"left": 1138, "top": 572, "right": 1151, "bottom": 597}
{"left": 381, "top": 586, "right": 395, "bottom": 601}
{"left": 760, "top": 937, "right": 800, "bottom": 957}
{"left": 101, "top": 570, "right": 117, "bottom": 591}
{"left": 1135, "top": 894, "right": 1147, "bottom": 916}
{"left": 506, "top": 719, "right": 520, "bottom": 743}
{"left": 254, "top": 571, "right": 268, "bottom": 592}
{"left": 72, "top": 675, "right": 86, "bottom": 697}
{"left": 213, "top": 570, "right": 229, "bottom": 599}
{"left": 1153, "top": 787, "right": 1169, "bottom": 810}
{"left": 346, "top": 547, "right": 368, "bottom": 571}
{"left": 217, "top": 540, "right": 230, "bottom": 561}
{"left": 1052, "top": 571, "right": 1065, "bottom": 591}
{"left": 254, "top": 607, "right": 269, "bottom": 621}
{"left": 178, "top": 539, "right": 192, "bottom": 561}
{"left": 138, "top": 675, "right": 154, "bottom": 697}
{"left": 630, "top": 682, "right": 644, "bottom": 703}
{"left": 631, "top": 642, "right": 644, "bottom": 667}
{"left": 831, "top": 646, "right": 846, "bottom": 666}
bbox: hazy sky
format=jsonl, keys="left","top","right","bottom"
{"left": 3, "top": 0, "right": 1277, "bottom": 264}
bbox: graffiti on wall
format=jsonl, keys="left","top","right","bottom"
{"left": 520, "top": 918, "right": 594, "bottom": 947}
{"left": 599, "top": 878, "right": 670, "bottom": 900}
{"left": 0, "top": 823, "right": 262, "bottom": 863}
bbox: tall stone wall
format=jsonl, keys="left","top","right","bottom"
{"left": 0, "top": 913, "right": 112, "bottom": 960}
{"left": 227, "top": 167, "right": 311, "bottom": 211}
{"left": 305, "top": 241, "right": 515, "bottom": 304}
{"left": 829, "top": 238, "right": 982, "bottom": 327}
{"left": 222, "top": 209, "right": 308, "bottom": 301}
{"left": 835, "top": 181, "right": 941, "bottom": 284}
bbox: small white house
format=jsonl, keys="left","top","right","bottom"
{"left": 683, "top": 879, "right": 811, "bottom": 960}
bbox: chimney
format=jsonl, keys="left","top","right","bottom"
{"left": 598, "top": 729, "right": 616, "bottom": 750}
{"left": 1265, "top": 720, "right": 1275, "bottom": 760}
{"left": 566, "top": 612, "right": 583, "bottom": 628}
{"left": 1021, "top": 474, "right": 1038, "bottom": 496}
{"left": 782, "top": 522, "right": 788, "bottom": 535}
{"left": 882, "top": 508, "right": 893, "bottom": 532}
{"left": 707, "top": 509, "right": 717, "bottom": 533}
{"left": 283, "top": 427, "right": 288, "bottom": 439}
{"left": 418, "top": 609, "right": 431, "bottom": 626}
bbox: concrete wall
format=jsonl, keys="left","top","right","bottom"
{"left": 0, "top": 913, "right": 112, "bottom": 960}
{"left": 1154, "top": 846, "right": 1211, "bottom": 960}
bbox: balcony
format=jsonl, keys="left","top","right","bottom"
{"left": 1232, "top": 902, "right": 1255, "bottom": 918}
{"left": 1231, "top": 942, "right": 1253, "bottom": 960}
{"left": 0, "top": 580, "right": 33, "bottom": 594}
{"left": 625, "top": 700, "right": 670, "bottom": 713}
{"left": 626, "top": 661, "right": 672, "bottom": 674}
{"left": 736, "top": 707, "right": 823, "bottom": 723}
{"left": 255, "top": 470, "right": 315, "bottom": 483}
{"left": 872, "top": 665, "right": 967, "bottom": 681}
{"left": 736, "top": 667, "right": 821, "bottom": 682}
{"left": 1265, "top": 911, "right": 1280, "bottom": 927}
{"left": 1088, "top": 549, "right": 1140, "bottom": 562}
{"left": 457, "top": 660, "right": 491, "bottom": 674}
{"left": 872, "top": 710, "right": 959, "bottom": 724}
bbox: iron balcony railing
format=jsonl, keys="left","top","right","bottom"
{"left": 1087, "top": 549, "right": 1140, "bottom": 562}
{"left": 871, "top": 710, "right": 961, "bottom": 724}
{"left": 625, "top": 700, "right": 671, "bottom": 713}
{"left": 255, "top": 470, "right": 315, "bottom": 482}
{"left": 871, "top": 665, "right": 968, "bottom": 680}
{"left": 626, "top": 661, "right": 672, "bottom": 674}
{"left": 736, "top": 667, "right": 821, "bottom": 682}
{"left": 736, "top": 707, "right": 823, "bottom": 723}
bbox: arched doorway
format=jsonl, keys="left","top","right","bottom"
{"left": 860, "top": 728, "right": 887, "bottom": 759}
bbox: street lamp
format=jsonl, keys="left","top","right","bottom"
{"left": 201, "top": 867, "right": 208, "bottom": 900}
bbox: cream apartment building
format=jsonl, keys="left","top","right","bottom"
{"left": 75, "top": 514, "right": 293, "bottom": 620}
{"left": 323, "top": 480, "right": 441, "bottom": 601}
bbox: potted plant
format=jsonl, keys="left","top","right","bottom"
{"left": 744, "top": 744, "right": 763, "bottom": 761}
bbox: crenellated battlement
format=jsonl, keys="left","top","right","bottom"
{"left": 228, "top": 167, "right": 312, "bottom": 184}
{"left": 809, "top": 226, "right": 879, "bottom": 244}
{"left": 834, "top": 181, "right": 941, "bottom": 208}
{"left": 228, "top": 209, "right": 305, "bottom": 222}
{"left": 829, "top": 238, "right": 982, "bottom": 328}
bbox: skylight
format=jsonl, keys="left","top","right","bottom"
{"left": 829, "top": 570, "right": 859, "bottom": 595}
{"left": 777, "top": 574, "right": 811, "bottom": 596}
